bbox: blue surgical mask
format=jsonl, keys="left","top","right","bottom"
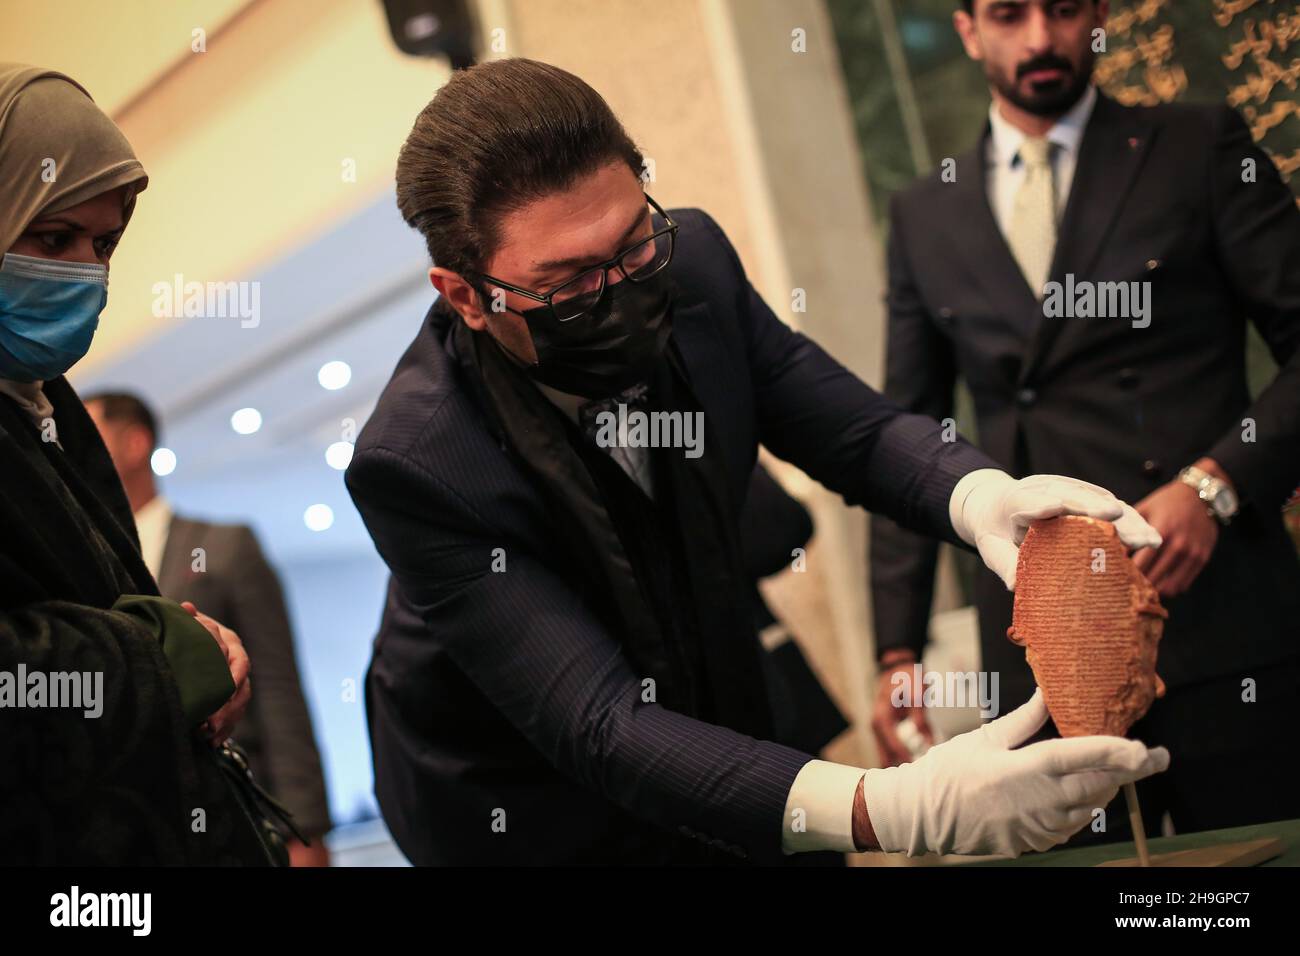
{"left": 0, "top": 252, "right": 109, "bottom": 382}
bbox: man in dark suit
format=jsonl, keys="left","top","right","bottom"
{"left": 870, "top": 0, "right": 1300, "bottom": 838}
{"left": 86, "top": 392, "right": 333, "bottom": 864}
{"left": 346, "top": 57, "right": 1168, "bottom": 866}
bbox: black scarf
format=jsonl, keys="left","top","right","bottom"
{"left": 451, "top": 314, "right": 774, "bottom": 740}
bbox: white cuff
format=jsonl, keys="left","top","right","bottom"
{"left": 860, "top": 765, "right": 922, "bottom": 856}
{"left": 781, "top": 760, "right": 868, "bottom": 854}
{"left": 947, "top": 468, "right": 1013, "bottom": 546}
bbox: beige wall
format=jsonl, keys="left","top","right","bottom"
{"left": 486, "top": 0, "right": 760, "bottom": 264}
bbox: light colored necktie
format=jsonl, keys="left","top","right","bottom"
{"left": 1006, "top": 136, "right": 1057, "bottom": 297}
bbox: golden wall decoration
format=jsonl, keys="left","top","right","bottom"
{"left": 1099, "top": 0, "right": 1299, "bottom": 196}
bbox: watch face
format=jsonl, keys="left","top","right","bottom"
{"left": 1213, "top": 486, "right": 1238, "bottom": 517}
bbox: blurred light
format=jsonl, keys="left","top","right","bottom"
{"left": 404, "top": 13, "right": 439, "bottom": 41}
{"left": 231, "top": 407, "right": 263, "bottom": 435}
{"left": 326, "top": 441, "right": 354, "bottom": 470}
{"left": 304, "top": 504, "right": 334, "bottom": 531}
{"left": 900, "top": 19, "right": 943, "bottom": 52}
{"left": 318, "top": 360, "right": 352, "bottom": 391}
{"left": 151, "top": 447, "right": 177, "bottom": 476}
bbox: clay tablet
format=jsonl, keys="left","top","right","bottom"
{"left": 1008, "top": 515, "right": 1167, "bottom": 737}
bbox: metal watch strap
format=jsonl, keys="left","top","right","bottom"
{"left": 1179, "top": 465, "right": 1231, "bottom": 525}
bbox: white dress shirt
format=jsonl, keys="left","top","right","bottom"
{"left": 133, "top": 494, "right": 173, "bottom": 580}
{"left": 985, "top": 84, "right": 1098, "bottom": 235}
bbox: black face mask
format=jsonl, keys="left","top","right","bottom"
{"left": 504, "top": 270, "right": 674, "bottom": 400}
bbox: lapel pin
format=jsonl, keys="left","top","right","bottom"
{"left": 1128, "top": 137, "right": 1141, "bottom": 149}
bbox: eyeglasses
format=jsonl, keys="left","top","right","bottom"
{"left": 470, "top": 194, "right": 678, "bottom": 324}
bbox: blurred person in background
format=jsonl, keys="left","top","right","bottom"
{"left": 0, "top": 62, "right": 269, "bottom": 864}
{"left": 87, "top": 391, "right": 334, "bottom": 866}
{"left": 869, "top": 0, "right": 1300, "bottom": 839}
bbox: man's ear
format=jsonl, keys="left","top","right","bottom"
{"left": 953, "top": 9, "right": 983, "bottom": 61}
{"left": 430, "top": 267, "right": 488, "bottom": 331}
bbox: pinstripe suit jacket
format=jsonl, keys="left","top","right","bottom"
{"left": 345, "top": 208, "right": 996, "bottom": 865}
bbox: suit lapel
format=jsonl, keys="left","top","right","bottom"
{"left": 665, "top": 292, "right": 752, "bottom": 507}
{"left": 1020, "top": 94, "right": 1154, "bottom": 383}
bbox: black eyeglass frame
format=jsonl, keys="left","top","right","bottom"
{"left": 468, "top": 194, "right": 678, "bottom": 324}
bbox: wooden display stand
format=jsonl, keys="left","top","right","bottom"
{"left": 1098, "top": 783, "right": 1284, "bottom": 866}
{"left": 1098, "top": 837, "right": 1284, "bottom": 867}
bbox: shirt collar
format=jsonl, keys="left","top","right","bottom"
{"left": 134, "top": 493, "right": 173, "bottom": 530}
{"left": 532, "top": 380, "right": 653, "bottom": 426}
{"left": 987, "top": 83, "right": 1098, "bottom": 170}
{"left": 532, "top": 381, "right": 586, "bottom": 425}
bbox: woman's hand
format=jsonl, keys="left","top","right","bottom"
{"left": 180, "top": 601, "right": 251, "bottom": 746}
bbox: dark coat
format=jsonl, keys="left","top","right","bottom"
{"left": 0, "top": 376, "right": 268, "bottom": 864}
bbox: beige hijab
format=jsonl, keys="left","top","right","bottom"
{"left": 0, "top": 63, "right": 148, "bottom": 414}
{"left": 0, "top": 62, "right": 149, "bottom": 257}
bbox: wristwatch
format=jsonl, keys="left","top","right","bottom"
{"left": 1178, "top": 465, "right": 1238, "bottom": 525}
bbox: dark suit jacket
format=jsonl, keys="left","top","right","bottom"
{"left": 346, "top": 207, "right": 996, "bottom": 865}
{"left": 871, "top": 93, "right": 1300, "bottom": 702}
{"left": 158, "top": 516, "right": 332, "bottom": 839}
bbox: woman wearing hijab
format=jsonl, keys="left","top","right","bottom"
{"left": 0, "top": 63, "right": 271, "bottom": 864}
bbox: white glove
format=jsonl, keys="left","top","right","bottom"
{"left": 862, "top": 689, "right": 1170, "bottom": 858}
{"left": 950, "top": 469, "right": 1163, "bottom": 590}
